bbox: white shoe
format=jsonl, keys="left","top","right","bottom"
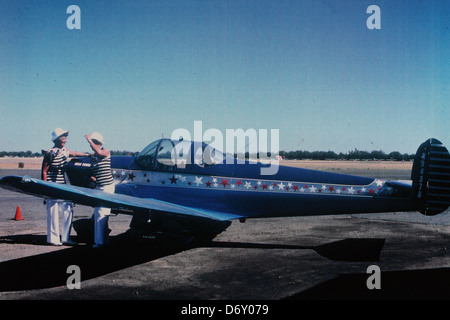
{"left": 48, "top": 242, "right": 63, "bottom": 246}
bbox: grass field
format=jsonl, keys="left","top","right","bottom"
{"left": 0, "top": 157, "right": 44, "bottom": 170}
{"left": 280, "top": 159, "right": 412, "bottom": 180}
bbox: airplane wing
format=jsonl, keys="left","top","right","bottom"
{"left": 0, "top": 175, "right": 244, "bottom": 222}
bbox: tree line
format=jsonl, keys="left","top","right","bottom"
{"left": 279, "top": 149, "right": 414, "bottom": 161}
{"left": 1, "top": 149, "right": 414, "bottom": 161}
{"left": 0, "top": 150, "right": 140, "bottom": 158}
{"left": 238, "top": 149, "right": 414, "bottom": 161}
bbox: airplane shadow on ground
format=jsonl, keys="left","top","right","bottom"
{"left": 0, "top": 233, "right": 185, "bottom": 292}
{"left": 1, "top": 233, "right": 449, "bottom": 299}
{"left": 0, "top": 233, "right": 386, "bottom": 292}
{"left": 285, "top": 267, "right": 450, "bottom": 300}
{"left": 206, "top": 238, "right": 386, "bottom": 262}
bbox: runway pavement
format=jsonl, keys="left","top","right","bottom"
{"left": 0, "top": 169, "right": 449, "bottom": 301}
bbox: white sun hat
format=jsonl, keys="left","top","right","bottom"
{"left": 91, "top": 132, "right": 104, "bottom": 145}
{"left": 51, "top": 128, "right": 69, "bottom": 142}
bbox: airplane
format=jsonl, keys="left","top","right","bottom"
{"left": 0, "top": 138, "right": 449, "bottom": 243}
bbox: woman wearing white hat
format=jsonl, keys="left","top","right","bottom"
{"left": 42, "top": 128, "right": 88, "bottom": 246}
{"left": 85, "top": 132, "right": 115, "bottom": 248}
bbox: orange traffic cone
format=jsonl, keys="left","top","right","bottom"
{"left": 14, "top": 206, "right": 24, "bottom": 221}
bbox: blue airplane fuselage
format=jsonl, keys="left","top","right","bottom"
{"left": 66, "top": 139, "right": 420, "bottom": 219}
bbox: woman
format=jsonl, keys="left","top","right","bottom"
{"left": 42, "top": 128, "right": 88, "bottom": 246}
{"left": 85, "top": 132, "right": 115, "bottom": 248}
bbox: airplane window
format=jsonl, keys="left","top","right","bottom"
{"left": 135, "top": 140, "right": 160, "bottom": 168}
{"left": 173, "top": 140, "right": 191, "bottom": 169}
{"left": 203, "top": 145, "right": 226, "bottom": 165}
{"left": 135, "top": 139, "right": 231, "bottom": 170}
{"left": 192, "top": 143, "right": 226, "bottom": 166}
{"left": 156, "top": 140, "right": 176, "bottom": 170}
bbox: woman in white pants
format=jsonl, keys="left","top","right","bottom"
{"left": 85, "top": 132, "right": 115, "bottom": 248}
{"left": 42, "top": 128, "right": 88, "bottom": 245}
{"left": 46, "top": 200, "right": 73, "bottom": 245}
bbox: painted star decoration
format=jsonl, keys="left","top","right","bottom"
{"left": 116, "top": 171, "right": 385, "bottom": 196}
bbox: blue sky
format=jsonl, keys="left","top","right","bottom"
{"left": 0, "top": 0, "right": 448, "bottom": 154}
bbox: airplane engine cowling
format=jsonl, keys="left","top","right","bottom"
{"left": 66, "top": 157, "right": 94, "bottom": 188}
{"left": 412, "top": 138, "right": 450, "bottom": 215}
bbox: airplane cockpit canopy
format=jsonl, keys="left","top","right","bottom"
{"left": 134, "top": 139, "right": 228, "bottom": 171}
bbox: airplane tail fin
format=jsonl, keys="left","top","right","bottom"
{"left": 411, "top": 138, "right": 450, "bottom": 215}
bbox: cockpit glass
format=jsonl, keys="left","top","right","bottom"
{"left": 134, "top": 140, "right": 159, "bottom": 168}
{"left": 193, "top": 143, "right": 226, "bottom": 166}
{"left": 156, "top": 140, "right": 176, "bottom": 169}
{"left": 135, "top": 139, "right": 230, "bottom": 169}
{"left": 173, "top": 140, "right": 191, "bottom": 168}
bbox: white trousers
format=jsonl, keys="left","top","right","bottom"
{"left": 47, "top": 199, "right": 73, "bottom": 244}
{"left": 94, "top": 184, "right": 115, "bottom": 245}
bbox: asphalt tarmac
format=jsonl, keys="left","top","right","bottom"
{"left": 0, "top": 169, "right": 449, "bottom": 302}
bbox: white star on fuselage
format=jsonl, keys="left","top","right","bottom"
{"left": 193, "top": 176, "right": 203, "bottom": 186}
